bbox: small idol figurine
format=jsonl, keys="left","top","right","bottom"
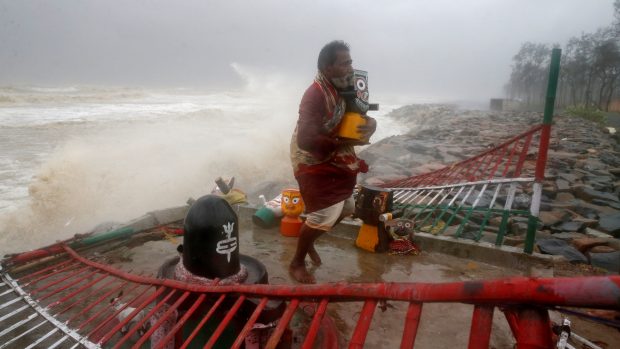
{"left": 383, "top": 217, "right": 419, "bottom": 255}
{"left": 280, "top": 188, "right": 304, "bottom": 237}
{"left": 355, "top": 185, "right": 393, "bottom": 252}
{"left": 337, "top": 69, "right": 378, "bottom": 143}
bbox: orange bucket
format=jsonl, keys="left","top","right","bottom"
{"left": 280, "top": 216, "right": 303, "bottom": 237}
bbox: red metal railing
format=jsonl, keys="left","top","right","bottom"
{"left": 377, "top": 123, "right": 548, "bottom": 250}
{"left": 382, "top": 124, "right": 542, "bottom": 189}
{"left": 2, "top": 244, "right": 619, "bottom": 348}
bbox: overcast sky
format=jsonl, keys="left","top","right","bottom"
{"left": 0, "top": 0, "right": 615, "bottom": 101}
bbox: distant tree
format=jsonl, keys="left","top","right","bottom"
{"left": 507, "top": 1, "right": 620, "bottom": 111}
{"left": 506, "top": 42, "right": 551, "bottom": 107}
{"left": 592, "top": 33, "right": 620, "bottom": 110}
{"left": 564, "top": 33, "right": 597, "bottom": 107}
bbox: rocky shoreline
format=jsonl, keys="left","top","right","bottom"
{"left": 359, "top": 104, "right": 620, "bottom": 273}
{"left": 249, "top": 104, "right": 619, "bottom": 274}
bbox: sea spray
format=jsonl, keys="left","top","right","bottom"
{"left": 0, "top": 87, "right": 300, "bottom": 255}
{"left": 0, "top": 80, "right": 408, "bottom": 256}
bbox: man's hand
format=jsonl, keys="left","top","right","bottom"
{"left": 357, "top": 116, "right": 376, "bottom": 141}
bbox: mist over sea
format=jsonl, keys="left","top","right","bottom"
{"left": 0, "top": 83, "right": 411, "bottom": 256}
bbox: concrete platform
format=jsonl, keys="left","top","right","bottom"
{"left": 236, "top": 204, "right": 563, "bottom": 276}
{"left": 108, "top": 203, "right": 614, "bottom": 349}
{"left": 117, "top": 215, "right": 523, "bottom": 348}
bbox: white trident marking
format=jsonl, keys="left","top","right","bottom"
{"left": 216, "top": 222, "right": 237, "bottom": 262}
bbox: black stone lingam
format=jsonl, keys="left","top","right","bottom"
{"left": 160, "top": 194, "right": 269, "bottom": 285}
{"left": 154, "top": 195, "right": 286, "bottom": 348}
{"left": 182, "top": 195, "right": 242, "bottom": 279}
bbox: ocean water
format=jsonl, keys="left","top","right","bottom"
{"left": 0, "top": 85, "right": 408, "bottom": 256}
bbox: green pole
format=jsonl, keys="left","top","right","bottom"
{"left": 70, "top": 227, "right": 135, "bottom": 249}
{"left": 524, "top": 48, "right": 561, "bottom": 254}
{"left": 541, "top": 49, "right": 562, "bottom": 126}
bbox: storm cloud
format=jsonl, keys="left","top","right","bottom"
{"left": 0, "top": 0, "right": 614, "bottom": 101}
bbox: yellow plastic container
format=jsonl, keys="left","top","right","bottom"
{"left": 337, "top": 112, "right": 367, "bottom": 141}
{"left": 355, "top": 223, "right": 379, "bottom": 252}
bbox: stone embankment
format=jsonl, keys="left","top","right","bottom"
{"left": 359, "top": 104, "right": 620, "bottom": 273}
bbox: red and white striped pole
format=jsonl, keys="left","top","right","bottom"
{"left": 524, "top": 48, "right": 562, "bottom": 254}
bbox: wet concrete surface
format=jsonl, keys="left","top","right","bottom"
{"left": 119, "top": 225, "right": 521, "bottom": 348}
{"left": 112, "top": 222, "right": 620, "bottom": 349}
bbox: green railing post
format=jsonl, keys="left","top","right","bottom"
{"left": 69, "top": 227, "right": 134, "bottom": 249}
{"left": 524, "top": 48, "right": 561, "bottom": 254}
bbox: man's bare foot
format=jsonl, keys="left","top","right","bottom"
{"left": 308, "top": 245, "right": 322, "bottom": 265}
{"left": 289, "top": 263, "right": 316, "bottom": 284}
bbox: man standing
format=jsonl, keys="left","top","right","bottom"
{"left": 289, "top": 40, "right": 376, "bottom": 283}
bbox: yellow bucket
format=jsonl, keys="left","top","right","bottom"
{"left": 337, "top": 112, "right": 367, "bottom": 141}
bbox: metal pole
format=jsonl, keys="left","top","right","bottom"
{"left": 524, "top": 48, "right": 561, "bottom": 254}
{"left": 467, "top": 305, "right": 494, "bottom": 349}
{"left": 302, "top": 299, "right": 330, "bottom": 349}
{"left": 349, "top": 299, "right": 378, "bottom": 349}
{"left": 515, "top": 307, "right": 553, "bottom": 349}
{"left": 400, "top": 302, "right": 423, "bottom": 349}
